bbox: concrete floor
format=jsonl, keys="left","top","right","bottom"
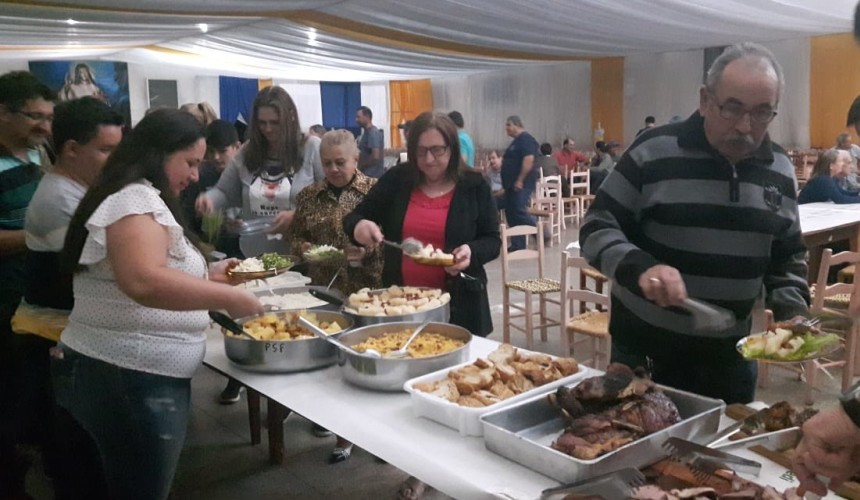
{"left": 25, "top": 222, "right": 856, "bottom": 499}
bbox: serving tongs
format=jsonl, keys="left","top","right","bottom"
{"left": 662, "top": 436, "right": 762, "bottom": 483}
{"left": 539, "top": 467, "right": 645, "bottom": 500}
{"left": 680, "top": 298, "right": 736, "bottom": 332}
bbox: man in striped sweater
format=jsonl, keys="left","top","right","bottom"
{"left": 580, "top": 43, "right": 809, "bottom": 404}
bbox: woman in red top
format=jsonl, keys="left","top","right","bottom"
{"left": 344, "top": 112, "right": 500, "bottom": 337}
{"left": 345, "top": 112, "right": 500, "bottom": 500}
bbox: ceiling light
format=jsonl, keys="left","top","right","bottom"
{"left": 197, "top": 23, "right": 208, "bottom": 33}
{"left": 65, "top": 18, "right": 79, "bottom": 25}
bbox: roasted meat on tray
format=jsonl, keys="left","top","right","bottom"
{"left": 549, "top": 363, "right": 682, "bottom": 460}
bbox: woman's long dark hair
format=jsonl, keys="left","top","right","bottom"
{"left": 62, "top": 108, "right": 204, "bottom": 273}
{"left": 404, "top": 112, "right": 465, "bottom": 188}
{"left": 244, "top": 86, "right": 303, "bottom": 177}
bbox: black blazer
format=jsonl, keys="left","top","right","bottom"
{"left": 343, "top": 164, "right": 501, "bottom": 336}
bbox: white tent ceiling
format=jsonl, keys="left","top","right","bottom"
{"left": 0, "top": 0, "right": 855, "bottom": 81}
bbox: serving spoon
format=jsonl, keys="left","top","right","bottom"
{"left": 297, "top": 316, "right": 381, "bottom": 358}
{"left": 382, "top": 237, "right": 423, "bottom": 255}
{"left": 386, "top": 320, "right": 431, "bottom": 359}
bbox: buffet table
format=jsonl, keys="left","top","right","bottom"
{"left": 203, "top": 331, "right": 559, "bottom": 499}
{"left": 202, "top": 329, "right": 842, "bottom": 499}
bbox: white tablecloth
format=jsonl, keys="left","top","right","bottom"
{"left": 799, "top": 202, "right": 860, "bottom": 236}
{"left": 204, "top": 332, "right": 558, "bottom": 499}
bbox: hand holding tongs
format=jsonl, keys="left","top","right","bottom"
{"left": 662, "top": 436, "right": 762, "bottom": 482}
{"left": 539, "top": 467, "right": 645, "bottom": 500}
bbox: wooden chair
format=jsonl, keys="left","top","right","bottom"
{"left": 559, "top": 251, "right": 611, "bottom": 369}
{"left": 563, "top": 170, "right": 593, "bottom": 226}
{"left": 806, "top": 249, "right": 860, "bottom": 399}
{"left": 532, "top": 176, "right": 563, "bottom": 246}
{"left": 501, "top": 223, "right": 561, "bottom": 350}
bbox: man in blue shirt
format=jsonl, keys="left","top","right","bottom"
{"left": 448, "top": 110, "right": 475, "bottom": 167}
{"left": 501, "top": 115, "right": 539, "bottom": 250}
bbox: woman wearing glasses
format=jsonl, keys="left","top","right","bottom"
{"left": 344, "top": 111, "right": 500, "bottom": 500}
{"left": 345, "top": 112, "right": 500, "bottom": 338}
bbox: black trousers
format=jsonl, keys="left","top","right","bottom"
{"left": 610, "top": 333, "right": 757, "bottom": 405}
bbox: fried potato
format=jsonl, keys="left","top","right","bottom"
{"left": 235, "top": 312, "right": 342, "bottom": 341}
{"left": 351, "top": 329, "right": 464, "bottom": 358}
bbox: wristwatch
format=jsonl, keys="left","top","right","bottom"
{"left": 840, "top": 379, "right": 860, "bottom": 429}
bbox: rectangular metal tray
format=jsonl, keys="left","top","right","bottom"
{"left": 480, "top": 383, "right": 724, "bottom": 484}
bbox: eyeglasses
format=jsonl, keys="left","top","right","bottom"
{"left": 710, "top": 94, "right": 777, "bottom": 124}
{"left": 15, "top": 110, "right": 54, "bottom": 123}
{"left": 416, "top": 145, "right": 449, "bottom": 160}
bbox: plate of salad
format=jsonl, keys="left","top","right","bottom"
{"left": 227, "top": 253, "right": 297, "bottom": 280}
{"left": 303, "top": 244, "right": 345, "bottom": 262}
{"left": 736, "top": 319, "right": 842, "bottom": 363}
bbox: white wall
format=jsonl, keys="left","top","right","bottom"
{"left": 432, "top": 61, "right": 592, "bottom": 152}
{"left": 128, "top": 63, "right": 219, "bottom": 125}
{"left": 0, "top": 60, "right": 219, "bottom": 125}
{"left": 0, "top": 60, "right": 29, "bottom": 74}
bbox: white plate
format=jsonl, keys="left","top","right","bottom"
{"left": 735, "top": 331, "right": 842, "bottom": 363}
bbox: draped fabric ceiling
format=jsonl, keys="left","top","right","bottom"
{"left": 0, "top": 0, "right": 856, "bottom": 81}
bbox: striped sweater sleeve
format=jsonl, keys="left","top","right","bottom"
{"left": 580, "top": 151, "right": 656, "bottom": 291}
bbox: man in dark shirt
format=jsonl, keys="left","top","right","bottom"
{"left": 636, "top": 115, "right": 656, "bottom": 136}
{"left": 356, "top": 106, "right": 384, "bottom": 178}
{"left": 501, "top": 115, "right": 539, "bottom": 250}
{"left": 0, "top": 70, "right": 54, "bottom": 498}
{"left": 581, "top": 43, "right": 808, "bottom": 404}
{"left": 181, "top": 119, "right": 241, "bottom": 248}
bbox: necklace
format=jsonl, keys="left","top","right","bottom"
{"left": 421, "top": 182, "right": 454, "bottom": 198}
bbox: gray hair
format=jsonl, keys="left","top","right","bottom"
{"left": 320, "top": 128, "right": 359, "bottom": 159}
{"left": 705, "top": 42, "right": 784, "bottom": 99}
{"left": 811, "top": 148, "right": 843, "bottom": 178}
{"left": 506, "top": 115, "right": 523, "bottom": 128}
{"left": 837, "top": 132, "right": 852, "bottom": 148}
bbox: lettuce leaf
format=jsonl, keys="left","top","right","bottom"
{"left": 781, "top": 332, "right": 840, "bottom": 361}
{"left": 742, "top": 332, "right": 840, "bottom": 361}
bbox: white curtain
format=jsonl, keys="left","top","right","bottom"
{"left": 276, "top": 80, "right": 323, "bottom": 133}
{"left": 432, "top": 62, "right": 592, "bottom": 152}
{"left": 623, "top": 49, "right": 704, "bottom": 144}
{"left": 761, "top": 38, "right": 810, "bottom": 149}
{"left": 623, "top": 39, "right": 810, "bottom": 149}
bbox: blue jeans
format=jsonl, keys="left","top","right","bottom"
{"left": 503, "top": 185, "right": 536, "bottom": 250}
{"left": 51, "top": 344, "right": 191, "bottom": 500}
